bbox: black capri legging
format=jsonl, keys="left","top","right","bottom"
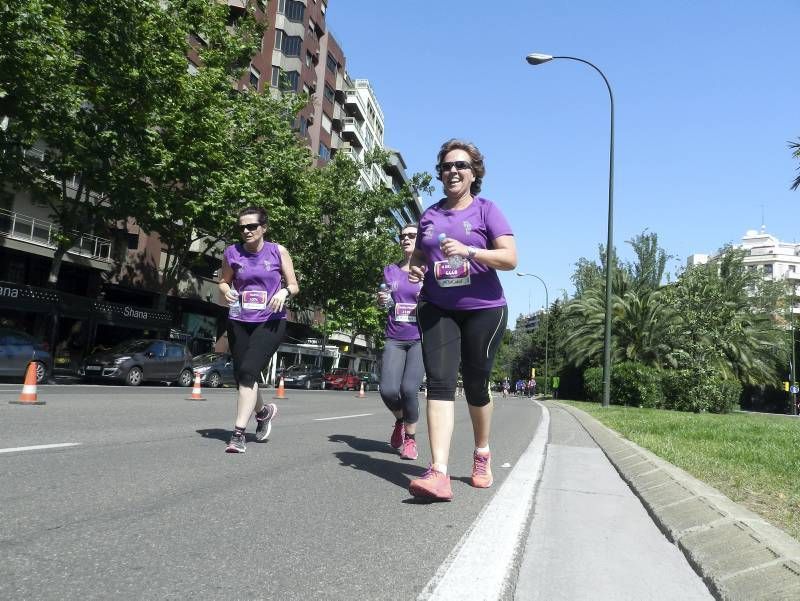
{"left": 227, "top": 319, "right": 287, "bottom": 388}
{"left": 417, "top": 301, "right": 507, "bottom": 406}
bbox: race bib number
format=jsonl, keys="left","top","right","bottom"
{"left": 241, "top": 290, "right": 268, "bottom": 310}
{"left": 394, "top": 303, "right": 417, "bottom": 323}
{"left": 433, "top": 260, "right": 471, "bottom": 287}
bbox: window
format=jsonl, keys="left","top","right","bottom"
{"left": 323, "top": 84, "right": 334, "bottom": 103}
{"left": 789, "top": 265, "right": 796, "bottom": 273}
{"left": 764, "top": 264, "right": 773, "bottom": 275}
{"left": 167, "top": 345, "right": 185, "bottom": 359}
{"left": 281, "top": 70, "right": 300, "bottom": 92}
{"left": 271, "top": 66, "right": 281, "bottom": 87}
{"left": 308, "top": 19, "right": 318, "bottom": 41}
{"left": 318, "top": 142, "right": 330, "bottom": 161}
{"left": 298, "top": 116, "right": 308, "bottom": 136}
{"left": 274, "top": 29, "right": 301, "bottom": 56}
{"left": 326, "top": 53, "right": 337, "bottom": 74}
{"left": 305, "top": 51, "right": 313, "bottom": 68}
{"left": 321, "top": 113, "right": 331, "bottom": 133}
{"left": 187, "top": 60, "right": 199, "bottom": 75}
{"left": 149, "top": 341, "right": 167, "bottom": 357}
{"left": 278, "top": 0, "right": 305, "bottom": 22}
{"left": 127, "top": 232, "right": 139, "bottom": 250}
{"left": 321, "top": 1, "right": 327, "bottom": 15}
{"left": 249, "top": 65, "right": 260, "bottom": 89}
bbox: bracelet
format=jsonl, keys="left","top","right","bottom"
{"left": 282, "top": 287, "right": 291, "bottom": 297}
{"left": 467, "top": 246, "right": 478, "bottom": 259}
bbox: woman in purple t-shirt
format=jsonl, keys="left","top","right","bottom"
{"left": 377, "top": 223, "right": 424, "bottom": 461}
{"left": 218, "top": 206, "right": 299, "bottom": 454}
{"left": 407, "top": 139, "right": 517, "bottom": 501}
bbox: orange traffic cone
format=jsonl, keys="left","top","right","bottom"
{"left": 273, "top": 376, "right": 287, "bottom": 399}
{"left": 10, "top": 362, "right": 46, "bottom": 405}
{"left": 355, "top": 381, "right": 366, "bottom": 398}
{"left": 186, "top": 371, "right": 206, "bottom": 401}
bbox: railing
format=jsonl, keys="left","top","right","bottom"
{"left": 0, "top": 208, "right": 112, "bottom": 262}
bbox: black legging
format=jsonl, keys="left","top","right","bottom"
{"left": 417, "top": 301, "right": 507, "bottom": 406}
{"left": 227, "top": 319, "right": 287, "bottom": 388}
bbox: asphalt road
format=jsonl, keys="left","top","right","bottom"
{"left": 0, "top": 385, "right": 541, "bottom": 601}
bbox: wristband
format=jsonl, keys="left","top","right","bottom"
{"left": 467, "top": 246, "right": 478, "bottom": 259}
{"left": 282, "top": 287, "right": 291, "bottom": 297}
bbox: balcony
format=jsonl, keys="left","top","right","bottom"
{"left": 341, "top": 117, "right": 365, "bottom": 148}
{"left": 0, "top": 208, "right": 112, "bottom": 262}
{"left": 343, "top": 90, "right": 366, "bottom": 121}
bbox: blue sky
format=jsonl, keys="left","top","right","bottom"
{"left": 327, "top": 0, "right": 800, "bottom": 325}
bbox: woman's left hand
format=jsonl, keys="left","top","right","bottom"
{"left": 268, "top": 288, "right": 291, "bottom": 312}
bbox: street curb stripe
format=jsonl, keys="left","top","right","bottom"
{"left": 0, "top": 443, "right": 81, "bottom": 454}
{"left": 418, "top": 401, "right": 550, "bottom": 601}
{"left": 314, "top": 413, "right": 374, "bottom": 421}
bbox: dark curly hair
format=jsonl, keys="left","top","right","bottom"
{"left": 435, "top": 139, "right": 485, "bottom": 195}
{"left": 237, "top": 206, "right": 268, "bottom": 231}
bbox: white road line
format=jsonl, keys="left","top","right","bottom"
{"left": 0, "top": 443, "right": 81, "bottom": 454}
{"left": 314, "top": 413, "right": 374, "bottom": 422}
{"left": 418, "top": 401, "right": 551, "bottom": 601}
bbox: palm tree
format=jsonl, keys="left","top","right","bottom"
{"left": 790, "top": 138, "right": 800, "bottom": 191}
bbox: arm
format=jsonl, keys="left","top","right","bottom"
{"left": 218, "top": 255, "right": 238, "bottom": 303}
{"left": 268, "top": 244, "right": 299, "bottom": 311}
{"left": 440, "top": 234, "right": 517, "bottom": 271}
{"left": 408, "top": 248, "right": 427, "bottom": 283}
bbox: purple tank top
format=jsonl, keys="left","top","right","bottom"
{"left": 383, "top": 263, "right": 422, "bottom": 341}
{"left": 224, "top": 241, "right": 285, "bottom": 322}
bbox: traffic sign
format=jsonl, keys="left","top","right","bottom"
{"left": 791, "top": 385, "right": 799, "bottom": 394}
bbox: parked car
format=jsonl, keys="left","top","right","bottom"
{"left": 191, "top": 352, "right": 236, "bottom": 388}
{"left": 324, "top": 368, "right": 361, "bottom": 391}
{"left": 281, "top": 364, "right": 325, "bottom": 390}
{"left": 358, "top": 372, "right": 380, "bottom": 391}
{"left": 79, "top": 339, "right": 194, "bottom": 386}
{"left": 0, "top": 328, "right": 52, "bottom": 384}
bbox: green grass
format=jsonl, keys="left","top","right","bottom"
{"left": 562, "top": 400, "right": 800, "bottom": 541}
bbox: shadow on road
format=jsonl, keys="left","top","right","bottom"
{"left": 197, "top": 428, "right": 262, "bottom": 443}
{"left": 329, "top": 434, "right": 427, "bottom": 491}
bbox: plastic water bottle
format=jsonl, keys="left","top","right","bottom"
{"left": 438, "top": 233, "right": 465, "bottom": 268}
{"left": 228, "top": 288, "right": 241, "bottom": 319}
{"left": 379, "top": 283, "right": 394, "bottom": 310}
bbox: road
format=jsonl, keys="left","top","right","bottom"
{"left": 0, "top": 385, "right": 542, "bottom": 600}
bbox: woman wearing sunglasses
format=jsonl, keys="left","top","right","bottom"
{"left": 377, "top": 223, "right": 424, "bottom": 460}
{"left": 218, "top": 206, "right": 299, "bottom": 453}
{"left": 407, "top": 139, "right": 517, "bottom": 501}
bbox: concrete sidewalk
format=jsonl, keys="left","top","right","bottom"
{"left": 513, "top": 402, "right": 800, "bottom": 601}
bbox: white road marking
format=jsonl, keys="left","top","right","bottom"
{"left": 418, "top": 401, "right": 550, "bottom": 601}
{"left": 0, "top": 443, "right": 81, "bottom": 454}
{"left": 314, "top": 413, "right": 374, "bottom": 422}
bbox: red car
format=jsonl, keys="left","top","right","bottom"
{"left": 324, "top": 368, "right": 361, "bottom": 391}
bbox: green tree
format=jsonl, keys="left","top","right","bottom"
{"left": 790, "top": 138, "right": 800, "bottom": 191}
{"left": 0, "top": 0, "right": 190, "bottom": 286}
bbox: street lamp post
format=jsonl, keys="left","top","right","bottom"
{"left": 526, "top": 52, "right": 615, "bottom": 408}
{"left": 517, "top": 272, "right": 549, "bottom": 397}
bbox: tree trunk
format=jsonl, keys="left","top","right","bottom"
{"left": 46, "top": 241, "right": 70, "bottom": 288}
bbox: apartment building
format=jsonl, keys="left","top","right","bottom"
{"left": 0, "top": 0, "right": 420, "bottom": 377}
{"left": 688, "top": 227, "right": 800, "bottom": 315}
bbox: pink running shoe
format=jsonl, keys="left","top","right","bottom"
{"left": 400, "top": 437, "right": 418, "bottom": 460}
{"left": 471, "top": 451, "right": 493, "bottom": 488}
{"left": 409, "top": 465, "right": 452, "bottom": 501}
{"left": 390, "top": 421, "right": 405, "bottom": 450}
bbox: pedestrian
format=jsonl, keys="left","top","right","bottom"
{"left": 378, "top": 223, "right": 424, "bottom": 461}
{"left": 502, "top": 378, "right": 510, "bottom": 398}
{"left": 529, "top": 378, "right": 537, "bottom": 398}
{"left": 408, "top": 139, "right": 517, "bottom": 501}
{"left": 218, "top": 206, "right": 299, "bottom": 453}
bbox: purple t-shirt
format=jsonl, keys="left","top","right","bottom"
{"left": 383, "top": 263, "right": 422, "bottom": 341}
{"left": 224, "top": 241, "right": 286, "bottom": 322}
{"left": 416, "top": 196, "right": 513, "bottom": 311}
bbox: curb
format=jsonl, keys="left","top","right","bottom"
{"left": 550, "top": 401, "right": 800, "bottom": 601}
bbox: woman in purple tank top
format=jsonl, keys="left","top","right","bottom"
{"left": 407, "top": 139, "right": 517, "bottom": 501}
{"left": 218, "top": 206, "right": 299, "bottom": 454}
{"left": 377, "top": 223, "right": 424, "bottom": 461}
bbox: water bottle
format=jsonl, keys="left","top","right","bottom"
{"left": 228, "top": 288, "right": 241, "bottom": 319}
{"left": 438, "top": 233, "right": 465, "bottom": 268}
{"left": 379, "top": 283, "right": 394, "bottom": 310}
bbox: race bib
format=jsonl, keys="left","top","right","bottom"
{"left": 394, "top": 303, "right": 417, "bottom": 323}
{"left": 241, "top": 290, "right": 268, "bottom": 310}
{"left": 433, "top": 260, "right": 471, "bottom": 287}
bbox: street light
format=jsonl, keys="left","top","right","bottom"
{"left": 526, "top": 52, "right": 615, "bottom": 408}
{"left": 517, "top": 272, "right": 549, "bottom": 397}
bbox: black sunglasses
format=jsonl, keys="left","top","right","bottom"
{"left": 238, "top": 223, "right": 262, "bottom": 232}
{"left": 438, "top": 160, "right": 472, "bottom": 172}
{"left": 400, "top": 232, "right": 417, "bottom": 240}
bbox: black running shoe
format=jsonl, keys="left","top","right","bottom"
{"left": 255, "top": 403, "right": 278, "bottom": 442}
{"left": 226, "top": 432, "right": 246, "bottom": 453}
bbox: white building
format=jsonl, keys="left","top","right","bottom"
{"left": 689, "top": 227, "right": 800, "bottom": 315}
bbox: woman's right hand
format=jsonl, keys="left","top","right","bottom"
{"left": 408, "top": 265, "right": 426, "bottom": 283}
{"left": 376, "top": 291, "right": 390, "bottom": 307}
{"left": 224, "top": 288, "right": 239, "bottom": 303}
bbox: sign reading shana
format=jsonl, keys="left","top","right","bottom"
{"left": 123, "top": 305, "right": 149, "bottom": 320}
{"left": 0, "top": 286, "right": 20, "bottom": 298}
